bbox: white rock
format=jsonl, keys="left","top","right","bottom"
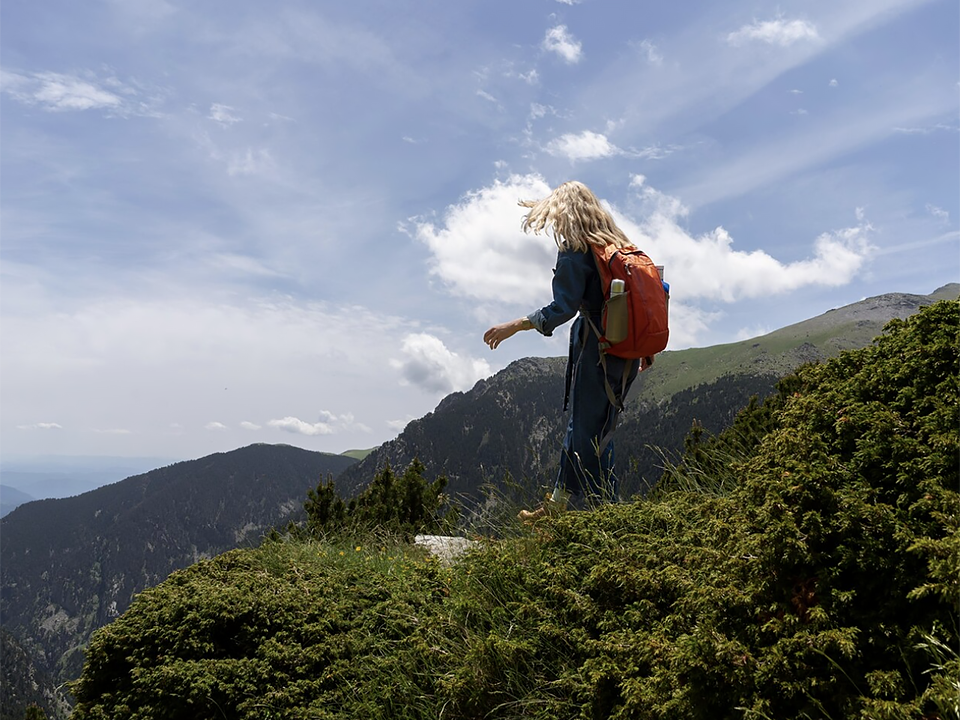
{"left": 414, "top": 534, "right": 476, "bottom": 564}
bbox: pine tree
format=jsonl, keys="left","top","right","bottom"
{"left": 305, "top": 459, "right": 456, "bottom": 538}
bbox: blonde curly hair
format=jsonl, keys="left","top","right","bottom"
{"left": 519, "top": 181, "right": 633, "bottom": 252}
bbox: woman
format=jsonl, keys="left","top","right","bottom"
{"left": 483, "top": 181, "right": 645, "bottom": 519}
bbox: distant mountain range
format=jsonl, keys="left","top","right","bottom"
{"left": 336, "top": 285, "right": 958, "bottom": 504}
{"left": 0, "top": 443, "right": 356, "bottom": 704}
{"left": 1, "top": 455, "right": 178, "bottom": 505}
{"left": 0, "top": 486, "right": 35, "bottom": 519}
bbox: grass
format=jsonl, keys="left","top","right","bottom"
{"left": 340, "top": 448, "right": 376, "bottom": 461}
{"left": 636, "top": 319, "right": 882, "bottom": 403}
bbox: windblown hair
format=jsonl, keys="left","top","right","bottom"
{"left": 519, "top": 181, "right": 633, "bottom": 252}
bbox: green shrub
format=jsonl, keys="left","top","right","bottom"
{"left": 436, "top": 300, "right": 959, "bottom": 719}
{"left": 71, "top": 538, "right": 450, "bottom": 719}
{"left": 303, "top": 458, "right": 457, "bottom": 541}
{"left": 71, "top": 300, "right": 959, "bottom": 719}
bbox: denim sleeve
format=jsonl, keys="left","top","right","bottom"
{"left": 527, "top": 251, "right": 588, "bottom": 337}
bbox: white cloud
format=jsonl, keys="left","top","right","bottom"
{"left": 630, "top": 174, "right": 689, "bottom": 218}
{"left": 416, "top": 174, "right": 873, "bottom": 350}
{"left": 829, "top": 78, "right": 839, "bottom": 87}
{"left": 893, "top": 122, "right": 957, "bottom": 135}
{"left": 546, "top": 131, "right": 620, "bottom": 161}
{"left": 518, "top": 69, "right": 539, "bottom": 85}
{"left": 637, "top": 40, "right": 663, "bottom": 66}
{"left": 662, "top": 302, "right": 722, "bottom": 349}
{"left": 543, "top": 25, "right": 583, "bottom": 64}
{"left": 1, "top": 69, "right": 166, "bottom": 118}
{"left": 36, "top": 74, "right": 123, "bottom": 111}
{"left": 208, "top": 103, "right": 242, "bottom": 125}
{"left": 727, "top": 18, "right": 820, "bottom": 47}
{"left": 16, "top": 422, "right": 63, "bottom": 430}
{"left": 2, "top": 70, "right": 123, "bottom": 112}
{"left": 205, "top": 421, "right": 228, "bottom": 431}
{"left": 617, "top": 181, "right": 875, "bottom": 304}
{"left": 926, "top": 204, "right": 949, "bottom": 223}
{"left": 386, "top": 416, "right": 416, "bottom": 432}
{"left": 416, "top": 175, "right": 874, "bottom": 352}
{"left": 873, "top": 230, "right": 960, "bottom": 257}
{"left": 413, "top": 174, "right": 555, "bottom": 305}
{"left": 268, "top": 411, "right": 370, "bottom": 436}
{"left": 634, "top": 143, "right": 683, "bottom": 160}
{"left": 0, "top": 68, "right": 28, "bottom": 94}
{"left": 0, "top": 289, "right": 418, "bottom": 456}
{"left": 268, "top": 416, "right": 334, "bottom": 436}
{"left": 391, "top": 333, "right": 491, "bottom": 395}
{"left": 529, "top": 103, "right": 557, "bottom": 121}
{"left": 240, "top": 421, "right": 261, "bottom": 430}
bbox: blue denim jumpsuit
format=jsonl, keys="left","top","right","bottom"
{"left": 528, "top": 249, "right": 640, "bottom": 506}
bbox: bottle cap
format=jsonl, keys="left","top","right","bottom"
{"left": 611, "top": 279, "right": 626, "bottom": 293}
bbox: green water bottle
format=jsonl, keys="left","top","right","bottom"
{"left": 605, "top": 278, "right": 628, "bottom": 344}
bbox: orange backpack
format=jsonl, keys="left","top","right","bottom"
{"left": 590, "top": 243, "right": 670, "bottom": 359}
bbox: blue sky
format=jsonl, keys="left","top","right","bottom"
{"left": 2, "top": 0, "right": 957, "bottom": 461}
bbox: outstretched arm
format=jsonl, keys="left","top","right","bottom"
{"left": 483, "top": 317, "right": 533, "bottom": 350}
{"left": 485, "top": 250, "right": 589, "bottom": 350}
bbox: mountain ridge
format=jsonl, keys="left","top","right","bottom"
{"left": 0, "top": 443, "right": 357, "bottom": 692}
{"left": 336, "top": 286, "right": 956, "bottom": 503}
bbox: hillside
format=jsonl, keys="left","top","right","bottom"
{"left": 68, "top": 299, "right": 959, "bottom": 719}
{"left": 637, "top": 283, "right": 959, "bottom": 399}
{"left": 338, "top": 285, "right": 956, "bottom": 504}
{"left": 0, "top": 443, "right": 356, "bottom": 695}
{"left": 0, "top": 630, "right": 70, "bottom": 720}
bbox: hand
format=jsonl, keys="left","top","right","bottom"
{"left": 484, "top": 319, "right": 525, "bottom": 350}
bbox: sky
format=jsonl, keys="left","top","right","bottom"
{"left": 2, "top": 0, "right": 958, "bottom": 463}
